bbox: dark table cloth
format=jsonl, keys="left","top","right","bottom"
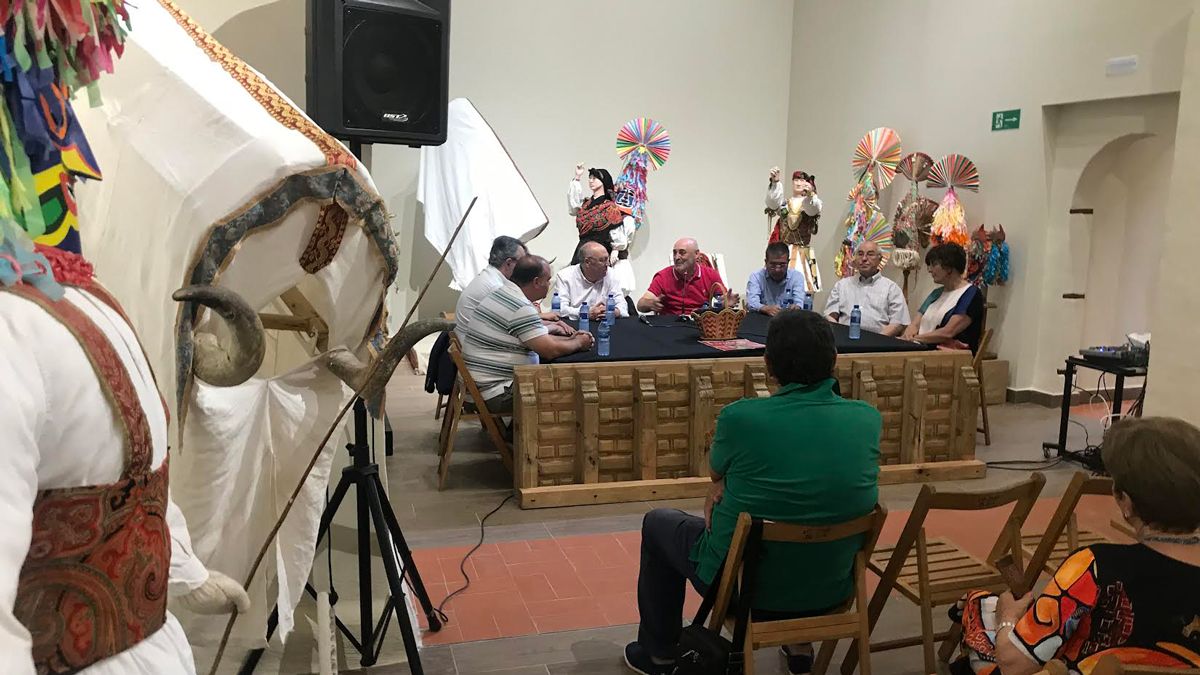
{"left": 554, "top": 311, "right": 930, "bottom": 364}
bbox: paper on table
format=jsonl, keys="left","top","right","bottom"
{"left": 699, "top": 338, "right": 765, "bottom": 352}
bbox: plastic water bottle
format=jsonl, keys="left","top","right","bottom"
{"left": 849, "top": 304, "right": 862, "bottom": 340}
{"left": 783, "top": 289, "right": 795, "bottom": 308}
{"left": 597, "top": 316, "right": 611, "bottom": 357}
{"left": 579, "top": 302, "right": 589, "bottom": 333}
{"left": 551, "top": 291, "right": 561, "bottom": 313}
{"left": 606, "top": 292, "right": 616, "bottom": 327}
{"left": 803, "top": 292, "right": 814, "bottom": 311}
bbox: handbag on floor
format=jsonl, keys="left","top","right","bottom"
{"left": 671, "top": 519, "right": 764, "bottom": 675}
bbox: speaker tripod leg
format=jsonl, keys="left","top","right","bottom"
{"left": 365, "top": 476, "right": 425, "bottom": 675}
{"left": 374, "top": 474, "right": 441, "bottom": 631}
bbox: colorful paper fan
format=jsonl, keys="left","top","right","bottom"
{"left": 927, "top": 154, "right": 980, "bottom": 192}
{"left": 851, "top": 127, "right": 902, "bottom": 189}
{"left": 898, "top": 152, "right": 934, "bottom": 182}
{"left": 616, "top": 118, "right": 671, "bottom": 169}
{"left": 860, "top": 211, "right": 895, "bottom": 267}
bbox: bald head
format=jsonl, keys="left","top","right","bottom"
{"left": 672, "top": 238, "right": 699, "bottom": 275}
{"left": 578, "top": 241, "right": 609, "bottom": 282}
{"left": 853, "top": 240, "right": 883, "bottom": 277}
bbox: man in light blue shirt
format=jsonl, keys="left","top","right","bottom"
{"left": 746, "top": 242, "right": 805, "bottom": 316}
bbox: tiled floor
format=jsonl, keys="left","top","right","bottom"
{"left": 409, "top": 495, "right": 1127, "bottom": 648}
{"left": 239, "top": 371, "right": 1116, "bottom": 675}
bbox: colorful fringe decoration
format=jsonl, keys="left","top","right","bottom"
{"left": 931, "top": 186, "right": 969, "bottom": 247}
{"left": 1, "top": 0, "right": 127, "bottom": 254}
{"left": 983, "top": 225, "right": 1009, "bottom": 286}
{"left": 614, "top": 117, "right": 670, "bottom": 229}
{"left": 835, "top": 171, "right": 894, "bottom": 277}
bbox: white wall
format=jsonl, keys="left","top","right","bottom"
{"left": 204, "top": 0, "right": 796, "bottom": 322}
{"left": 188, "top": 0, "right": 1196, "bottom": 398}
{"left": 1147, "top": 1, "right": 1200, "bottom": 424}
{"left": 785, "top": 0, "right": 1191, "bottom": 394}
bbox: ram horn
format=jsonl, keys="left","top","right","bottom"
{"left": 173, "top": 285, "right": 266, "bottom": 387}
{"left": 323, "top": 318, "right": 453, "bottom": 416}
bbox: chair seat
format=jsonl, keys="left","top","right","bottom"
{"left": 1021, "top": 530, "right": 1112, "bottom": 574}
{"left": 870, "top": 538, "right": 1006, "bottom": 605}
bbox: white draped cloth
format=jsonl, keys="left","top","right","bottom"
{"left": 73, "top": 0, "right": 397, "bottom": 661}
{"left": 0, "top": 287, "right": 210, "bottom": 675}
{"left": 419, "top": 98, "right": 548, "bottom": 290}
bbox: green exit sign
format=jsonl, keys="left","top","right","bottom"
{"left": 992, "top": 109, "right": 1020, "bottom": 131}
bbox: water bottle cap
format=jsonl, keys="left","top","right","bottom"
{"left": 852, "top": 304, "right": 860, "bottom": 308}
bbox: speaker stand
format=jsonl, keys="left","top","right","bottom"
{"left": 238, "top": 398, "right": 441, "bottom": 674}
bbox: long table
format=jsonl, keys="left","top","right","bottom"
{"left": 512, "top": 313, "right": 983, "bottom": 509}
{"left": 556, "top": 312, "right": 929, "bottom": 363}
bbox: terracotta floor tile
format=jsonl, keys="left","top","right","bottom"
{"left": 581, "top": 574, "right": 637, "bottom": 598}
{"left": 562, "top": 547, "right": 606, "bottom": 572}
{"left": 492, "top": 603, "right": 538, "bottom": 638}
{"left": 469, "top": 553, "right": 513, "bottom": 580}
{"left": 438, "top": 556, "right": 475, "bottom": 587}
{"left": 556, "top": 533, "right": 619, "bottom": 550}
{"left": 513, "top": 573, "right": 557, "bottom": 603}
{"left": 524, "top": 596, "right": 601, "bottom": 618}
{"left": 456, "top": 613, "right": 501, "bottom": 642}
{"left": 497, "top": 540, "right": 568, "bottom": 565}
{"left": 595, "top": 591, "right": 640, "bottom": 626}
{"left": 420, "top": 621, "right": 462, "bottom": 646}
{"left": 594, "top": 544, "right": 634, "bottom": 568}
{"left": 544, "top": 569, "right": 591, "bottom": 599}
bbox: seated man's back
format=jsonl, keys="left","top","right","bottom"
{"left": 693, "top": 380, "right": 880, "bottom": 612}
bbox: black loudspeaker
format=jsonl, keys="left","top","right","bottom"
{"left": 307, "top": 0, "right": 450, "bottom": 147}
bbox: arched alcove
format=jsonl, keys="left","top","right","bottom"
{"left": 1069, "top": 133, "right": 1173, "bottom": 348}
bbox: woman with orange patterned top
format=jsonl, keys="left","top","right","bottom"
{"left": 568, "top": 164, "right": 626, "bottom": 265}
{"left": 954, "top": 417, "right": 1200, "bottom": 674}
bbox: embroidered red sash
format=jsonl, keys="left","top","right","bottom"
{"left": 5, "top": 283, "right": 171, "bottom": 675}
{"left": 575, "top": 197, "right": 623, "bottom": 236}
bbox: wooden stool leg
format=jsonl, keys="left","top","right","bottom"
{"left": 856, "top": 634, "right": 872, "bottom": 675}
{"left": 438, "top": 401, "right": 464, "bottom": 490}
{"left": 434, "top": 393, "right": 444, "bottom": 420}
{"left": 813, "top": 641, "right": 837, "bottom": 675}
{"left": 916, "top": 531, "right": 936, "bottom": 674}
{"left": 980, "top": 395, "right": 992, "bottom": 446}
{"left": 742, "top": 624, "right": 755, "bottom": 675}
{"left": 938, "top": 623, "right": 963, "bottom": 665}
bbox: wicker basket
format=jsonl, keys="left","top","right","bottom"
{"left": 692, "top": 306, "right": 747, "bottom": 340}
{"left": 691, "top": 281, "right": 746, "bottom": 340}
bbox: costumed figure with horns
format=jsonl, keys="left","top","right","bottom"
{"left": 765, "top": 167, "right": 823, "bottom": 292}
{"left": 0, "top": 2, "right": 251, "bottom": 673}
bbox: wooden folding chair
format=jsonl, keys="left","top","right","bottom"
{"left": 1092, "top": 654, "right": 1200, "bottom": 675}
{"left": 1021, "top": 472, "right": 1116, "bottom": 578}
{"left": 974, "top": 329, "right": 994, "bottom": 446}
{"left": 436, "top": 333, "right": 513, "bottom": 489}
{"left": 708, "top": 506, "right": 888, "bottom": 675}
{"left": 842, "top": 473, "right": 1046, "bottom": 675}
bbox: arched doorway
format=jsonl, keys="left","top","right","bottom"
{"left": 1069, "top": 133, "right": 1174, "bottom": 349}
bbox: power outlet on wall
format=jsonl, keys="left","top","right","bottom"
{"left": 1105, "top": 55, "right": 1138, "bottom": 77}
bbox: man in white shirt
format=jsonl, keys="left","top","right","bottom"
{"left": 824, "top": 241, "right": 910, "bottom": 336}
{"left": 553, "top": 241, "right": 629, "bottom": 320}
{"left": 462, "top": 256, "right": 594, "bottom": 413}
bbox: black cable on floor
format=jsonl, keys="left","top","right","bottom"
{"left": 433, "top": 492, "right": 515, "bottom": 622}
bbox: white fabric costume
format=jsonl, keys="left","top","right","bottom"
{"left": 0, "top": 287, "right": 209, "bottom": 675}
{"left": 74, "top": 0, "right": 400, "bottom": 661}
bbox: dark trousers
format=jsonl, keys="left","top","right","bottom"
{"left": 636, "top": 508, "right": 709, "bottom": 658}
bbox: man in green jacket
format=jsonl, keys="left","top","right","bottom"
{"left": 624, "top": 310, "right": 881, "bottom": 675}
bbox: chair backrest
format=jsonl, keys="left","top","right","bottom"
{"left": 708, "top": 505, "right": 888, "bottom": 633}
{"left": 447, "top": 332, "right": 491, "bottom": 412}
{"left": 878, "top": 473, "right": 1046, "bottom": 597}
{"left": 1092, "top": 653, "right": 1200, "bottom": 675}
{"left": 972, "top": 328, "right": 994, "bottom": 372}
{"left": 1023, "top": 472, "right": 1113, "bottom": 586}
{"left": 664, "top": 251, "right": 731, "bottom": 289}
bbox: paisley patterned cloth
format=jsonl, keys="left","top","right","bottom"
{"left": 6, "top": 275, "right": 171, "bottom": 675}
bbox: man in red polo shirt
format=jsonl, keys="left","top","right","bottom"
{"left": 636, "top": 238, "right": 738, "bottom": 315}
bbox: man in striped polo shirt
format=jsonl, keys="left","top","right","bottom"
{"left": 461, "top": 255, "right": 594, "bottom": 414}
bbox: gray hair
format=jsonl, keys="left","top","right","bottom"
{"left": 488, "top": 236, "right": 526, "bottom": 268}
